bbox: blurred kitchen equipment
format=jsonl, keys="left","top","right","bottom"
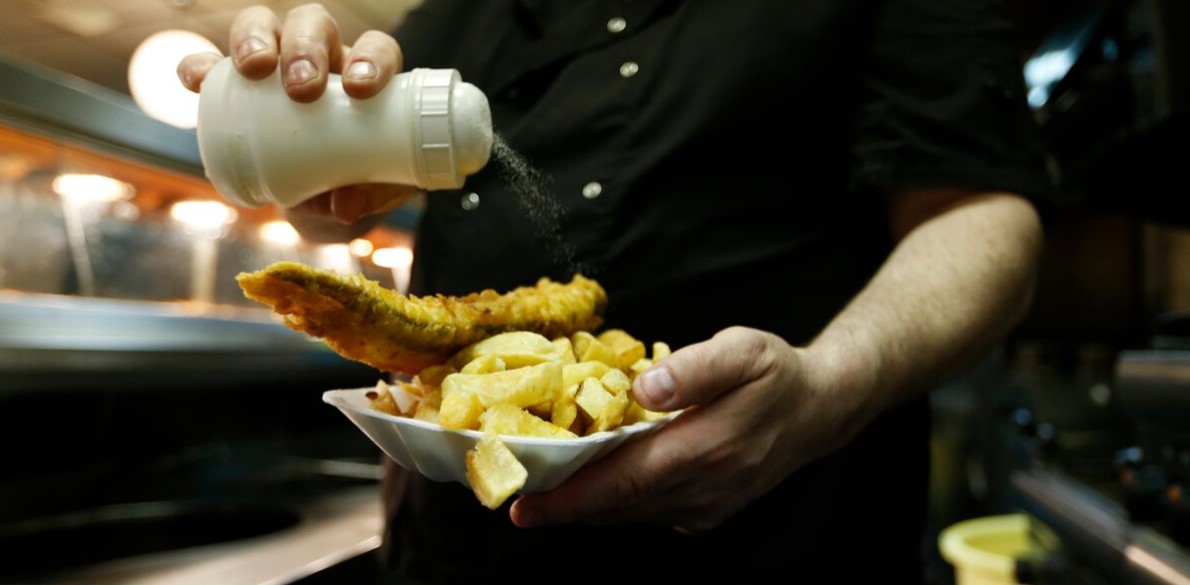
{"left": 0, "top": 54, "right": 398, "bottom": 584}
{"left": 939, "top": 513, "right": 1050, "bottom": 585}
{"left": 197, "top": 57, "right": 493, "bottom": 209}
{"left": 1023, "top": 0, "right": 1188, "bottom": 226}
{"left": 1011, "top": 467, "right": 1190, "bottom": 585}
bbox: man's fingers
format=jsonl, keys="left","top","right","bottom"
{"left": 329, "top": 183, "right": 420, "bottom": 223}
{"left": 342, "top": 30, "right": 402, "bottom": 99}
{"left": 279, "top": 3, "right": 343, "bottom": 102}
{"left": 177, "top": 52, "right": 223, "bottom": 93}
{"left": 229, "top": 5, "right": 281, "bottom": 79}
{"left": 634, "top": 327, "right": 784, "bottom": 412}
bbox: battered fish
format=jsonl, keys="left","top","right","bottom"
{"left": 237, "top": 261, "right": 608, "bottom": 375}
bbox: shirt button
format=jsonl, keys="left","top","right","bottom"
{"left": 607, "top": 17, "right": 627, "bottom": 33}
{"left": 461, "top": 192, "right": 480, "bottom": 210}
{"left": 619, "top": 61, "right": 639, "bottom": 78}
{"left": 582, "top": 182, "right": 602, "bottom": 199}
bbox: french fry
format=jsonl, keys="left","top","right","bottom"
{"left": 439, "top": 387, "right": 485, "bottom": 429}
{"left": 597, "top": 329, "right": 647, "bottom": 370}
{"left": 466, "top": 432, "right": 528, "bottom": 509}
{"left": 460, "top": 354, "right": 507, "bottom": 374}
{"left": 480, "top": 403, "right": 577, "bottom": 439}
{"left": 576, "top": 377, "right": 629, "bottom": 434}
{"left": 571, "top": 331, "right": 620, "bottom": 367}
{"left": 448, "top": 331, "right": 562, "bottom": 370}
{"left": 413, "top": 388, "right": 442, "bottom": 423}
{"left": 551, "top": 381, "right": 581, "bottom": 432}
{"left": 600, "top": 368, "right": 632, "bottom": 395}
{"left": 552, "top": 336, "right": 577, "bottom": 364}
{"left": 367, "top": 380, "right": 400, "bottom": 415}
{"left": 563, "top": 360, "right": 611, "bottom": 390}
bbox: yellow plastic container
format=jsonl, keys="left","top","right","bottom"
{"left": 939, "top": 513, "right": 1033, "bottom": 585}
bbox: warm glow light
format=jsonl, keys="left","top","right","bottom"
{"left": 372, "top": 247, "right": 413, "bottom": 269}
{"left": 373, "top": 246, "right": 414, "bottom": 294}
{"left": 128, "top": 30, "right": 220, "bottom": 129}
{"left": 52, "top": 173, "right": 135, "bottom": 202}
{"left": 348, "top": 238, "right": 375, "bottom": 257}
{"left": 170, "top": 200, "right": 237, "bottom": 232}
{"left": 259, "top": 220, "right": 300, "bottom": 245}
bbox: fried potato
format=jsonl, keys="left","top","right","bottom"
{"left": 448, "top": 331, "right": 562, "bottom": 370}
{"left": 563, "top": 360, "right": 611, "bottom": 390}
{"left": 598, "top": 328, "right": 648, "bottom": 370}
{"left": 460, "top": 354, "right": 507, "bottom": 374}
{"left": 480, "top": 403, "right": 578, "bottom": 439}
{"left": 570, "top": 331, "right": 620, "bottom": 367}
{"left": 366, "top": 325, "right": 674, "bottom": 507}
{"left": 416, "top": 364, "right": 456, "bottom": 388}
{"left": 466, "top": 432, "right": 528, "bottom": 509}
{"left": 600, "top": 368, "right": 632, "bottom": 395}
{"left": 576, "top": 377, "right": 629, "bottom": 434}
{"left": 439, "top": 386, "right": 485, "bottom": 429}
{"left": 552, "top": 336, "right": 577, "bottom": 364}
{"left": 550, "top": 381, "right": 581, "bottom": 432}
{"left": 413, "top": 388, "right": 442, "bottom": 423}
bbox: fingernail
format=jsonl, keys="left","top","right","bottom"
{"left": 286, "top": 59, "right": 318, "bottom": 85}
{"left": 235, "top": 37, "right": 268, "bottom": 62}
{"left": 639, "top": 367, "right": 675, "bottom": 406}
{"left": 346, "top": 60, "right": 377, "bottom": 80}
{"left": 178, "top": 67, "right": 193, "bottom": 89}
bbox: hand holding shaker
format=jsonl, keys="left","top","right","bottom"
{"left": 196, "top": 57, "right": 493, "bottom": 208}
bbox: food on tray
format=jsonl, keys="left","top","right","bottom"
{"left": 236, "top": 261, "right": 608, "bottom": 375}
{"left": 366, "top": 329, "right": 674, "bottom": 508}
{"left": 238, "top": 261, "right": 673, "bottom": 509}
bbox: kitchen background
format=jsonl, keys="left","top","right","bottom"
{"left": 0, "top": 0, "right": 1187, "bottom": 584}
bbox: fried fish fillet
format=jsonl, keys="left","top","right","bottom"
{"left": 237, "top": 261, "right": 608, "bottom": 375}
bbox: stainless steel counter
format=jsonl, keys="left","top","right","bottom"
{"left": 0, "top": 291, "right": 380, "bottom": 392}
{"left": 18, "top": 485, "right": 384, "bottom": 585}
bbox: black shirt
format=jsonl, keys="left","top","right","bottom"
{"left": 385, "top": 0, "right": 1051, "bottom": 582}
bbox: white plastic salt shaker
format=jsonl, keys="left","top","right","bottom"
{"left": 196, "top": 57, "right": 492, "bottom": 208}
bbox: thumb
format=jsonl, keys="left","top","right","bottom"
{"left": 633, "top": 326, "right": 778, "bottom": 411}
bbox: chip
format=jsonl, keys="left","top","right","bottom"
{"left": 370, "top": 327, "right": 674, "bottom": 507}
{"left": 466, "top": 432, "right": 529, "bottom": 509}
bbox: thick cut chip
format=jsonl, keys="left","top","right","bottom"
{"left": 652, "top": 341, "right": 672, "bottom": 361}
{"left": 466, "top": 432, "right": 528, "bottom": 509}
{"left": 552, "top": 337, "right": 578, "bottom": 365}
{"left": 439, "top": 362, "right": 563, "bottom": 430}
{"left": 442, "top": 362, "right": 563, "bottom": 410}
{"left": 576, "top": 377, "right": 629, "bottom": 434}
{"left": 570, "top": 331, "right": 620, "bottom": 367}
{"left": 550, "top": 382, "right": 581, "bottom": 432}
{"left": 460, "top": 355, "right": 507, "bottom": 374}
{"left": 480, "top": 403, "right": 578, "bottom": 439}
{"left": 413, "top": 389, "right": 443, "bottom": 423}
{"left": 624, "top": 400, "right": 670, "bottom": 425}
{"left": 598, "top": 329, "right": 648, "bottom": 370}
{"left": 448, "top": 331, "right": 562, "bottom": 370}
{"left": 439, "top": 387, "right": 485, "bottom": 429}
{"left": 563, "top": 361, "right": 611, "bottom": 391}
{"left": 600, "top": 368, "right": 632, "bottom": 395}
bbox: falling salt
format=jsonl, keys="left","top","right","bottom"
{"left": 491, "top": 133, "right": 587, "bottom": 275}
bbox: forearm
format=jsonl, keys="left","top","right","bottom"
{"left": 806, "top": 191, "right": 1043, "bottom": 427}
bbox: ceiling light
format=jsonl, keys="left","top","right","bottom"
{"left": 52, "top": 173, "right": 135, "bottom": 202}
{"left": 128, "top": 30, "right": 221, "bottom": 129}
{"left": 259, "top": 220, "right": 301, "bottom": 246}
